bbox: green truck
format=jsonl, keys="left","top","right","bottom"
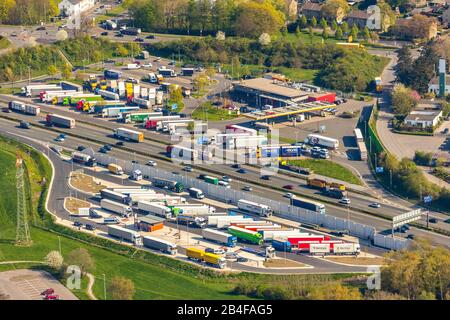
{"left": 227, "top": 226, "right": 263, "bottom": 245}
{"left": 204, "top": 175, "right": 219, "bottom": 185}
{"left": 64, "top": 95, "right": 103, "bottom": 105}
{"left": 123, "top": 112, "right": 161, "bottom": 124}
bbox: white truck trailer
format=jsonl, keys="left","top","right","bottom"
{"left": 202, "top": 228, "right": 237, "bottom": 247}
{"left": 143, "top": 236, "right": 177, "bottom": 255}
{"left": 22, "top": 84, "right": 61, "bottom": 97}
{"left": 172, "top": 204, "right": 215, "bottom": 216}
{"left": 100, "top": 199, "right": 133, "bottom": 217}
{"left": 304, "top": 134, "right": 339, "bottom": 150}
{"left": 217, "top": 218, "right": 255, "bottom": 229}
{"left": 137, "top": 201, "right": 172, "bottom": 218}
{"left": 9, "top": 101, "right": 40, "bottom": 115}
{"left": 97, "top": 89, "right": 120, "bottom": 100}
{"left": 207, "top": 215, "right": 244, "bottom": 226}
{"left": 237, "top": 199, "right": 272, "bottom": 217}
{"left": 113, "top": 127, "right": 144, "bottom": 142}
{"left": 108, "top": 225, "right": 141, "bottom": 245}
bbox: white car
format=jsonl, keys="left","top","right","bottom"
{"left": 221, "top": 176, "right": 232, "bottom": 183}
{"left": 154, "top": 107, "right": 163, "bottom": 112}
{"left": 284, "top": 193, "right": 295, "bottom": 199}
{"left": 55, "top": 137, "right": 65, "bottom": 142}
{"left": 142, "top": 63, "right": 153, "bottom": 68}
{"left": 218, "top": 181, "right": 230, "bottom": 189}
{"left": 339, "top": 198, "right": 351, "bottom": 205}
{"left": 145, "top": 160, "right": 157, "bottom": 167}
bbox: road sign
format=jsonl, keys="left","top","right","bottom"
{"left": 376, "top": 167, "right": 384, "bottom": 173}
{"left": 392, "top": 209, "right": 422, "bottom": 229}
{"left": 171, "top": 103, "right": 177, "bottom": 110}
{"left": 423, "top": 196, "right": 433, "bottom": 203}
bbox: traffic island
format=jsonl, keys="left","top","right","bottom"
{"left": 69, "top": 172, "right": 107, "bottom": 194}
{"left": 64, "top": 197, "right": 91, "bottom": 215}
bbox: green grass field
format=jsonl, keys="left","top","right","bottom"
{"left": 287, "top": 159, "right": 363, "bottom": 186}
{"left": 192, "top": 102, "right": 238, "bottom": 121}
{"left": 0, "top": 36, "right": 11, "bottom": 50}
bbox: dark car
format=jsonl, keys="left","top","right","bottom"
{"left": 260, "top": 175, "right": 270, "bottom": 180}
{"left": 2, "top": 107, "right": 10, "bottom": 113}
{"left": 146, "top": 35, "right": 155, "bottom": 39}
{"left": 135, "top": 37, "right": 144, "bottom": 42}
{"left": 428, "top": 218, "right": 438, "bottom": 224}
{"left": 115, "top": 33, "right": 124, "bottom": 37}
{"left": 242, "top": 186, "right": 253, "bottom": 192}
{"left": 406, "top": 234, "right": 415, "bottom": 240}
{"left": 231, "top": 164, "right": 241, "bottom": 169}
{"left": 77, "top": 145, "right": 86, "bottom": 151}
{"left": 85, "top": 224, "right": 96, "bottom": 231}
{"left": 237, "top": 168, "right": 247, "bottom": 174}
{"left": 100, "top": 31, "right": 108, "bottom": 36}
{"left": 73, "top": 221, "right": 82, "bottom": 227}
{"left": 104, "top": 144, "right": 112, "bottom": 151}
{"left": 283, "top": 185, "right": 294, "bottom": 190}
{"left": 197, "top": 174, "right": 206, "bottom": 180}
{"left": 116, "top": 141, "right": 124, "bottom": 146}
{"left": 99, "top": 147, "right": 108, "bottom": 153}
{"left": 131, "top": 160, "right": 139, "bottom": 164}
{"left": 443, "top": 128, "right": 449, "bottom": 134}
{"left": 236, "top": 256, "right": 248, "bottom": 263}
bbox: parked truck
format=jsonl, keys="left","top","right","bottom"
{"left": 143, "top": 236, "right": 177, "bottom": 255}
{"left": 21, "top": 84, "right": 61, "bottom": 97}
{"left": 108, "top": 163, "right": 124, "bottom": 175}
{"left": 188, "top": 188, "right": 204, "bottom": 199}
{"left": 271, "top": 238, "right": 292, "bottom": 252}
{"left": 152, "top": 177, "right": 184, "bottom": 193}
{"left": 100, "top": 189, "right": 131, "bottom": 205}
{"left": 122, "top": 112, "right": 162, "bottom": 124}
{"left": 291, "top": 198, "right": 326, "bottom": 214}
{"left": 46, "top": 114, "right": 75, "bottom": 128}
{"left": 71, "top": 152, "right": 96, "bottom": 167}
{"left": 202, "top": 228, "right": 237, "bottom": 247}
{"left": 227, "top": 226, "right": 264, "bottom": 245}
{"left": 40, "top": 90, "right": 77, "bottom": 103}
{"left": 186, "top": 248, "right": 226, "bottom": 269}
{"left": 108, "top": 225, "right": 141, "bottom": 245}
{"left": 97, "top": 89, "right": 119, "bottom": 100}
{"left": 237, "top": 199, "right": 272, "bottom": 217}
{"left": 176, "top": 215, "right": 206, "bottom": 228}
{"left": 138, "top": 201, "right": 171, "bottom": 219}
{"left": 171, "top": 205, "right": 214, "bottom": 216}
{"left": 101, "top": 199, "right": 133, "bottom": 217}
{"left": 9, "top": 101, "right": 40, "bottom": 116}
{"left": 101, "top": 106, "right": 140, "bottom": 118}
{"left": 207, "top": 215, "right": 244, "bottom": 227}
{"left": 113, "top": 128, "right": 144, "bottom": 142}
{"left": 304, "top": 134, "right": 339, "bottom": 149}
{"left": 323, "top": 187, "right": 347, "bottom": 199}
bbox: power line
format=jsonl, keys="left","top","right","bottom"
{"left": 15, "top": 155, "right": 32, "bottom": 247}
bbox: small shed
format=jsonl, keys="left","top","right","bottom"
{"left": 138, "top": 215, "right": 165, "bottom": 232}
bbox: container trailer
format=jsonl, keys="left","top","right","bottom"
{"left": 46, "top": 114, "right": 75, "bottom": 128}
{"left": 121, "top": 112, "right": 163, "bottom": 124}
{"left": 271, "top": 239, "right": 292, "bottom": 252}
{"left": 202, "top": 228, "right": 237, "bottom": 247}
{"left": 304, "top": 134, "right": 339, "bottom": 149}
{"left": 104, "top": 69, "right": 122, "bottom": 79}
{"left": 100, "top": 189, "right": 131, "bottom": 205}
{"left": 207, "top": 215, "right": 244, "bottom": 227}
{"left": 176, "top": 215, "right": 206, "bottom": 228}
{"left": 217, "top": 218, "right": 255, "bottom": 229}
{"left": 152, "top": 177, "right": 184, "bottom": 193}
{"left": 291, "top": 198, "right": 326, "bottom": 214}
{"left": 69, "top": 95, "right": 103, "bottom": 105}
{"left": 171, "top": 205, "right": 214, "bottom": 216}
{"left": 138, "top": 201, "right": 172, "bottom": 219}
{"left": 101, "top": 199, "right": 133, "bottom": 217}
{"left": 97, "top": 89, "right": 120, "bottom": 100}
{"left": 71, "top": 152, "right": 96, "bottom": 167}
{"left": 158, "top": 67, "right": 176, "bottom": 77}
{"left": 203, "top": 252, "right": 226, "bottom": 269}
{"left": 60, "top": 81, "right": 83, "bottom": 92}
{"left": 181, "top": 68, "right": 194, "bottom": 76}
{"left": 113, "top": 128, "right": 144, "bottom": 142}
{"left": 108, "top": 225, "right": 141, "bottom": 245}
{"left": 262, "top": 230, "right": 309, "bottom": 241}
{"left": 102, "top": 106, "right": 140, "bottom": 118}
{"left": 225, "top": 124, "right": 257, "bottom": 136}
{"left": 288, "top": 235, "right": 331, "bottom": 247}
{"left": 143, "top": 236, "right": 177, "bottom": 255}
{"left": 40, "top": 90, "right": 77, "bottom": 103}
{"left": 237, "top": 199, "right": 272, "bottom": 217}
{"left": 22, "top": 84, "right": 61, "bottom": 97}
{"left": 227, "top": 226, "right": 264, "bottom": 245}
{"left": 8, "top": 101, "right": 40, "bottom": 115}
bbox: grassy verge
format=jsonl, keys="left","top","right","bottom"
{"left": 192, "top": 102, "right": 238, "bottom": 121}
{"left": 0, "top": 36, "right": 11, "bottom": 50}
{"left": 287, "top": 159, "right": 363, "bottom": 185}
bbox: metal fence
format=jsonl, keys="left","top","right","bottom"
{"left": 83, "top": 148, "right": 409, "bottom": 250}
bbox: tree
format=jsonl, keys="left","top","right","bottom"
{"left": 116, "top": 45, "right": 129, "bottom": 57}
{"left": 308, "top": 26, "right": 314, "bottom": 43}
{"left": 331, "top": 20, "right": 338, "bottom": 31}
{"left": 300, "top": 15, "right": 307, "bottom": 29}
{"left": 65, "top": 248, "right": 94, "bottom": 275}
{"left": 414, "top": 151, "right": 433, "bottom": 166}
{"left": 391, "top": 84, "right": 419, "bottom": 116}
{"left": 108, "top": 276, "right": 135, "bottom": 300}
{"left": 335, "top": 26, "right": 343, "bottom": 39}
{"left": 45, "top": 251, "right": 64, "bottom": 270}
{"left": 363, "top": 26, "right": 370, "bottom": 42}
{"left": 320, "top": 18, "right": 328, "bottom": 30}
{"left": 205, "top": 67, "right": 216, "bottom": 78}
{"left": 258, "top": 32, "right": 271, "bottom": 46}
{"left": 47, "top": 64, "right": 58, "bottom": 76}
{"left": 295, "top": 25, "right": 301, "bottom": 37}
{"left": 0, "top": 0, "right": 15, "bottom": 24}
{"left": 341, "top": 21, "right": 349, "bottom": 35}
{"left": 311, "top": 16, "right": 317, "bottom": 28}
{"left": 321, "top": 0, "right": 349, "bottom": 21}
{"left": 308, "top": 283, "right": 362, "bottom": 300}
{"left": 322, "top": 28, "right": 328, "bottom": 40}
{"left": 61, "top": 64, "right": 72, "bottom": 79}
{"left": 351, "top": 24, "right": 359, "bottom": 41}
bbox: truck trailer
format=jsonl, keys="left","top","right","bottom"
{"left": 8, "top": 101, "right": 40, "bottom": 116}
{"left": 102, "top": 106, "right": 140, "bottom": 118}
{"left": 22, "top": 84, "right": 61, "bottom": 97}
{"left": 152, "top": 177, "right": 184, "bottom": 193}
{"left": 237, "top": 199, "right": 272, "bottom": 217}
{"left": 143, "top": 236, "right": 177, "bottom": 255}
{"left": 176, "top": 215, "right": 206, "bottom": 228}
{"left": 113, "top": 128, "right": 144, "bottom": 142}
{"left": 304, "top": 134, "right": 339, "bottom": 150}
{"left": 227, "top": 226, "right": 263, "bottom": 245}
{"left": 100, "top": 199, "right": 133, "bottom": 217}
{"left": 202, "top": 228, "right": 237, "bottom": 247}
{"left": 122, "top": 112, "right": 163, "bottom": 124}
{"left": 108, "top": 225, "right": 141, "bottom": 245}
{"left": 100, "top": 189, "right": 131, "bottom": 205}
{"left": 97, "top": 89, "right": 120, "bottom": 100}
{"left": 108, "top": 163, "right": 124, "bottom": 175}
{"left": 46, "top": 114, "right": 75, "bottom": 128}
{"left": 137, "top": 201, "right": 171, "bottom": 219}
{"left": 71, "top": 152, "right": 96, "bottom": 167}
{"left": 291, "top": 198, "right": 326, "bottom": 214}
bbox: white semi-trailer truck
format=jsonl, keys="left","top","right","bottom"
{"left": 100, "top": 199, "right": 133, "bottom": 217}
{"left": 108, "top": 225, "right": 141, "bottom": 245}
{"left": 143, "top": 236, "right": 177, "bottom": 255}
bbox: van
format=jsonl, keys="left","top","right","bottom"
{"left": 205, "top": 248, "right": 226, "bottom": 255}
{"left": 218, "top": 181, "right": 230, "bottom": 189}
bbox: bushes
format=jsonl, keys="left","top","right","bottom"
{"left": 414, "top": 151, "right": 433, "bottom": 166}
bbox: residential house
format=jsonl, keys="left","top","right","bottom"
{"left": 404, "top": 107, "right": 443, "bottom": 129}
{"left": 58, "top": 0, "right": 95, "bottom": 17}
{"left": 390, "top": 15, "right": 438, "bottom": 40}
{"left": 346, "top": 9, "right": 371, "bottom": 29}
{"left": 300, "top": 2, "right": 323, "bottom": 21}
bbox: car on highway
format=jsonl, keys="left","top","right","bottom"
{"left": 339, "top": 198, "right": 351, "bottom": 205}
{"left": 146, "top": 35, "right": 155, "bottom": 39}
{"left": 154, "top": 107, "right": 163, "bottom": 112}
{"left": 183, "top": 166, "right": 193, "bottom": 172}
{"left": 73, "top": 221, "right": 82, "bottom": 227}
{"left": 55, "top": 136, "right": 65, "bottom": 142}
{"left": 237, "top": 168, "right": 247, "bottom": 174}
{"left": 260, "top": 175, "right": 270, "bottom": 180}
{"left": 77, "top": 145, "right": 86, "bottom": 151}
{"left": 428, "top": 218, "right": 438, "bottom": 224}
{"left": 89, "top": 208, "right": 102, "bottom": 219}
{"left": 242, "top": 186, "right": 253, "bottom": 192}
{"left": 99, "top": 147, "right": 108, "bottom": 153}
{"left": 236, "top": 256, "right": 249, "bottom": 263}
{"left": 116, "top": 141, "right": 124, "bottom": 146}
{"left": 205, "top": 247, "right": 226, "bottom": 255}
{"left": 142, "top": 63, "right": 153, "bottom": 68}
{"left": 41, "top": 288, "right": 54, "bottom": 296}
{"left": 85, "top": 224, "right": 96, "bottom": 231}
{"left": 19, "top": 121, "right": 31, "bottom": 129}
{"left": 221, "top": 176, "right": 232, "bottom": 183}
{"left": 135, "top": 37, "right": 144, "bottom": 42}
{"left": 115, "top": 33, "right": 124, "bottom": 37}
{"left": 104, "top": 144, "right": 112, "bottom": 151}
{"left": 369, "top": 202, "right": 381, "bottom": 208}
{"left": 283, "top": 185, "right": 294, "bottom": 190}
{"left": 284, "top": 193, "right": 295, "bottom": 199}
{"left": 218, "top": 181, "right": 231, "bottom": 189}
{"left": 131, "top": 160, "right": 139, "bottom": 164}
{"left": 43, "top": 294, "right": 59, "bottom": 300}
{"left": 231, "top": 163, "right": 241, "bottom": 169}
{"left": 145, "top": 160, "right": 157, "bottom": 166}
{"left": 197, "top": 174, "right": 206, "bottom": 180}
{"left": 100, "top": 31, "right": 108, "bottom": 36}
{"left": 406, "top": 234, "right": 415, "bottom": 240}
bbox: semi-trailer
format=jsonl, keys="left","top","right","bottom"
{"left": 100, "top": 189, "right": 131, "bottom": 205}
{"left": 271, "top": 239, "right": 292, "bottom": 252}
{"left": 108, "top": 163, "right": 124, "bottom": 175}
{"left": 132, "top": 97, "right": 151, "bottom": 108}
{"left": 102, "top": 106, "right": 140, "bottom": 118}
{"left": 8, "top": 101, "right": 40, "bottom": 115}
{"left": 108, "top": 225, "right": 141, "bottom": 245}
{"left": 97, "top": 89, "right": 120, "bottom": 100}
{"left": 176, "top": 215, "right": 206, "bottom": 228}
{"left": 207, "top": 215, "right": 244, "bottom": 227}
{"left": 40, "top": 90, "right": 77, "bottom": 103}
{"left": 60, "top": 81, "right": 83, "bottom": 92}
{"left": 237, "top": 199, "right": 272, "bottom": 217}
{"left": 152, "top": 177, "right": 184, "bottom": 193}
{"left": 143, "top": 236, "right": 177, "bottom": 255}
{"left": 217, "top": 218, "right": 255, "bottom": 229}
{"left": 21, "top": 84, "right": 61, "bottom": 97}
{"left": 104, "top": 69, "right": 122, "bottom": 79}
{"left": 122, "top": 112, "right": 163, "bottom": 124}
{"left": 46, "top": 114, "right": 75, "bottom": 128}
{"left": 125, "top": 192, "right": 165, "bottom": 205}
{"left": 225, "top": 124, "right": 257, "bottom": 136}
{"left": 291, "top": 198, "right": 326, "bottom": 214}
{"left": 71, "top": 152, "right": 96, "bottom": 167}
{"left": 185, "top": 248, "right": 226, "bottom": 269}
{"left": 202, "top": 228, "right": 237, "bottom": 247}
{"left": 304, "top": 134, "right": 339, "bottom": 149}
{"left": 137, "top": 201, "right": 172, "bottom": 219}
{"left": 227, "top": 226, "right": 264, "bottom": 245}
{"left": 262, "top": 230, "right": 309, "bottom": 241}
{"left": 113, "top": 128, "right": 144, "bottom": 142}
{"left": 158, "top": 68, "right": 176, "bottom": 77}
{"left": 100, "top": 199, "right": 133, "bottom": 217}
{"left": 170, "top": 205, "right": 214, "bottom": 216}
{"left": 287, "top": 235, "right": 331, "bottom": 247}
{"left": 144, "top": 116, "right": 181, "bottom": 129}
{"left": 69, "top": 95, "right": 103, "bottom": 105}
{"left": 203, "top": 175, "right": 219, "bottom": 185}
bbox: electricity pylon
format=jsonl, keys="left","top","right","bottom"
{"left": 15, "top": 156, "right": 32, "bottom": 247}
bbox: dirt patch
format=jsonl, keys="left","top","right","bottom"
{"left": 263, "top": 258, "right": 306, "bottom": 268}
{"left": 70, "top": 172, "right": 106, "bottom": 194}
{"left": 64, "top": 197, "right": 91, "bottom": 214}
{"left": 325, "top": 256, "right": 386, "bottom": 266}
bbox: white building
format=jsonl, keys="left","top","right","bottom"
{"left": 428, "top": 74, "right": 450, "bottom": 95}
{"left": 59, "top": 0, "right": 95, "bottom": 16}
{"left": 404, "top": 109, "right": 443, "bottom": 129}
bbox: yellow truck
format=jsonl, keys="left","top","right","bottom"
{"left": 203, "top": 252, "right": 226, "bottom": 269}
{"left": 108, "top": 163, "right": 124, "bottom": 175}
{"left": 186, "top": 247, "right": 204, "bottom": 260}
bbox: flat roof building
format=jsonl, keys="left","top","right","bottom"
{"left": 404, "top": 107, "right": 443, "bottom": 128}
{"left": 137, "top": 215, "right": 165, "bottom": 232}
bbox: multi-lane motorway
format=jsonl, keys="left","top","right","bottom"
{"left": 0, "top": 113, "right": 448, "bottom": 248}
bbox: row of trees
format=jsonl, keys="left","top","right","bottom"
{"left": 126, "top": 0, "right": 287, "bottom": 37}
{"left": 0, "top": 0, "right": 59, "bottom": 25}
{"left": 148, "top": 37, "right": 388, "bottom": 92}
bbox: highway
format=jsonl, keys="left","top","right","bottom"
{"left": 0, "top": 116, "right": 449, "bottom": 248}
